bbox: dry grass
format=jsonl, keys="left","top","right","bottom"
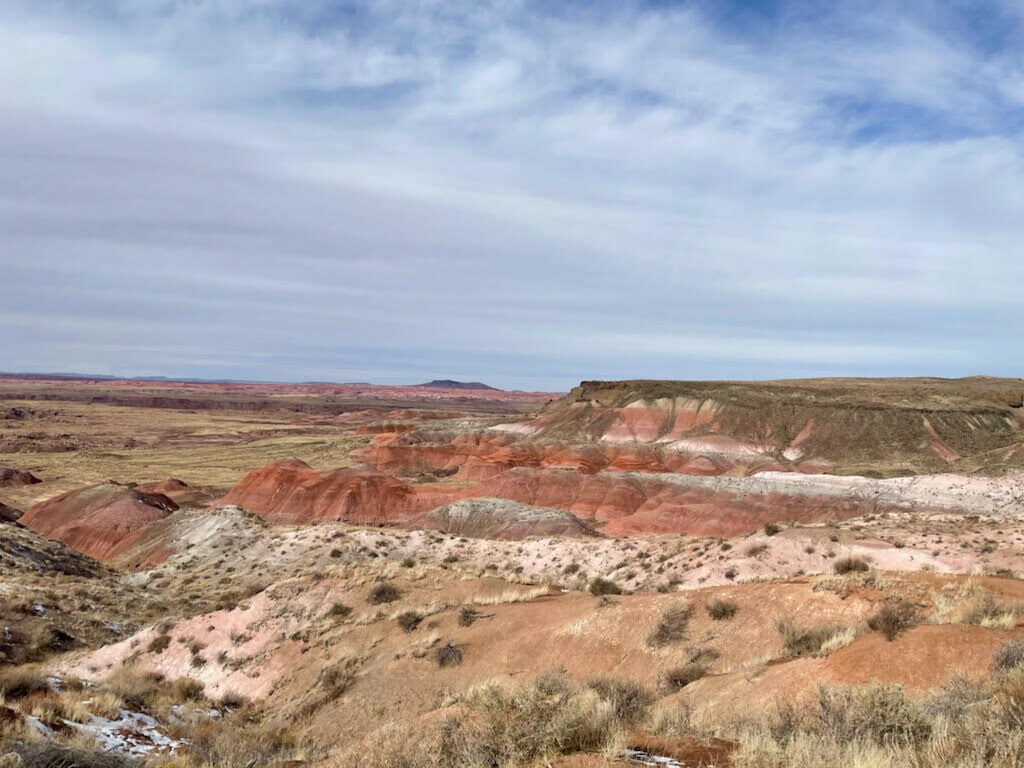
{"left": 647, "top": 602, "right": 693, "bottom": 648}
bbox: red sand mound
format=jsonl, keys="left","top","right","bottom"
{"left": 217, "top": 459, "right": 437, "bottom": 524}
{"left": 19, "top": 483, "right": 178, "bottom": 560}
{"left": 0, "top": 466, "right": 42, "bottom": 486}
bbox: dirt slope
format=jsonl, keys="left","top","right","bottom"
{"left": 408, "top": 498, "right": 599, "bottom": 539}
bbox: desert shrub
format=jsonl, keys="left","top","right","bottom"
{"left": 810, "top": 683, "right": 932, "bottom": 745}
{"left": 367, "top": 581, "right": 401, "bottom": 604}
{"left": 745, "top": 543, "right": 768, "bottom": 557}
{"left": 764, "top": 523, "right": 782, "bottom": 536}
{"left": 776, "top": 617, "right": 846, "bottom": 657}
{"left": 0, "top": 665, "right": 48, "bottom": 700}
{"left": 401, "top": 557, "right": 415, "bottom": 568}
{"left": 995, "top": 640, "right": 1024, "bottom": 672}
{"left": 585, "top": 676, "right": 653, "bottom": 725}
{"left": 956, "top": 591, "right": 1019, "bottom": 627}
{"left": 833, "top": 556, "right": 870, "bottom": 574}
{"left": 867, "top": 597, "right": 920, "bottom": 640}
{"left": 588, "top": 577, "right": 621, "bottom": 596}
{"left": 436, "top": 642, "right": 462, "bottom": 668}
{"left": 172, "top": 677, "right": 205, "bottom": 702}
{"left": 146, "top": 634, "right": 171, "bottom": 654}
{"left": 396, "top": 611, "right": 422, "bottom": 632}
{"left": 8, "top": 743, "right": 134, "bottom": 768}
{"left": 706, "top": 598, "right": 739, "bottom": 620}
{"left": 458, "top": 607, "right": 483, "bottom": 627}
{"left": 660, "top": 662, "right": 707, "bottom": 693}
{"left": 328, "top": 602, "right": 353, "bottom": 619}
{"left": 647, "top": 603, "right": 693, "bottom": 647}
{"left": 563, "top": 563, "right": 580, "bottom": 575}
{"left": 181, "top": 710, "right": 298, "bottom": 768}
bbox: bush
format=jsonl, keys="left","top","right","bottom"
{"left": 172, "top": 677, "right": 205, "bottom": 702}
{"left": 660, "top": 662, "right": 707, "bottom": 692}
{"left": 867, "top": 597, "right": 920, "bottom": 640}
{"left": 147, "top": 634, "right": 171, "bottom": 654}
{"left": 328, "top": 602, "right": 353, "bottom": 619}
{"left": 436, "top": 642, "right": 462, "bottom": 668}
{"left": 0, "top": 666, "right": 48, "bottom": 700}
{"left": 400, "top": 557, "right": 415, "bottom": 568}
{"left": 396, "top": 611, "right": 422, "bottom": 632}
{"left": 995, "top": 640, "right": 1024, "bottom": 672}
{"left": 811, "top": 683, "right": 932, "bottom": 745}
{"left": 764, "top": 523, "right": 782, "bottom": 536}
{"left": 367, "top": 581, "right": 401, "bottom": 604}
{"left": 588, "top": 577, "right": 621, "bottom": 596}
{"left": 706, "top": 598, "right": 739, "bottom": 620}
{"left": 647, "top": 603, "right": 693, "bottom": 647}
{"left": 776, "top": 617, "right": 845, "bottom": 657}
{"left": 586, "top": 676, "right": 653, "bottom": 725}
{"left": 833, "top": 556, "right": 870, "bottom": 575}
{"left": 7, "top": 744, "right": 134, "bottom": 768}
{"left": 459, "top": 607, "right": 483, "bottom": 627}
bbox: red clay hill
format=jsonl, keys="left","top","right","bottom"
{"left": 19, "top": 483, "right": 178, "bottom": 560}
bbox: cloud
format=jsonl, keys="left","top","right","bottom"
{"left": 1, "top": 0, "right": 1022, "bottom": 390}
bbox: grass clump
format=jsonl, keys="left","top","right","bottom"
{"left": 436, "top": 642, "right": 462, "bottom": 668}
{"left": 660, "top": 662, "right": 707, "bottom": 693}
{"left": 995, "top": 640, "right": 1024, "bottom": 672}
{"left": 396, "top": 611, "right": 422, "bottom": 632}
{"left": 367, "top": 581, "right": 401, "bottom": 605}
{"left": 0, "top": 666, "right": 48, "bottom": 700}
{"left": 776, "top": 617, "right": 847, "bottom": 657}
{"left": 833, "top": 556, "right": 870, "bottom": 575}
{"left": 706, "top": 597, "right": 739, "bottom": 620}
{"left": 647, "top": 602, "right": 693, "bottom": 648}
{"left": 867, "top": 597, "right": 920, "bottom": 640}
{"left": 147, "top": 634, "right": 171, "bottom": 654}
{"left": 588, "top": 577, "right": 621, "bottom": 596}
{"left": 328, "top": 602, "right": 353, "bottom": 619}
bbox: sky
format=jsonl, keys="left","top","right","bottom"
{"left": 2, "top": 0, "right": 1023, "bottom": 391}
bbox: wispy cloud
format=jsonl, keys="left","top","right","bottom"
{"left": 1, "top": 0, "right": 1022, "bottom": 389}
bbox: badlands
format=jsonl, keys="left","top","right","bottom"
{"left": 3, "top": 374, "right": 1024, "bottom": 767}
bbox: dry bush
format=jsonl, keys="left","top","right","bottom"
{"left": 833, "top": 556, "right": 870, "bottom": 575}
{"left": 396, "top": 611, "right": 422, "bottom": 632}
{"left": 776, "top": 617, "right": 847, "bottom": 658}
{"left": 146, "top": 634, "right": 171, "bottom": 654}
{"left": 706, "top": 598, "right": 739, "bottom": 620}
{"left": 867, "top": 597, "right": 920, "bottom": 640}
{"left": 328, "top": 602, "right": 353, "bottom": 619}
{"left": 0, "top": 666, "right": 48, "bottom": 700}
{"left": 588, "top": 577, "right": 621, "bottom": 596}
{"left": 178, "top": 707, "right": 299, "bottom": 768}
{"left": 436, "top": 642, "right": 462, "bottom": 668}
{"left": 5, "top": 743, "right": 134, "bottom": 768}
{"left": 369, "top": 671, "right": 651, "bottom": 768}
{"left": 647, "top": 602, "right": 694, "bottom": 647}
{"left": 995, "top": 640, "right": 1024, "bottom": 673}
{"left": 586, "top": 676, "right": 653, "bottom": 725}
{"left": 367, "top": 581, "right": 401, "bottom": 605}
{"left": 660, "top": 662, "right": 707, "bottom": 693}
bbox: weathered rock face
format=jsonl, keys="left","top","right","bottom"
{"left": 217, "top": 459, "right": 436, "bottom": 524}
{"left": 0, "top": 467, "right": 42, "bottom": 487}
{"left": 19, "top": 484, "right": 178, "bottom": 560}
{"left": 407, "top": 498, "right": 598, "bottom": 540}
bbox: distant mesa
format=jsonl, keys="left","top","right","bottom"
{"left": 416, "top": 379, "right": 500, "bottom": 391}
{"left": 19, "top": 483, "right": 179, "bottom": 560}
{"left": 0, "top": 501, "right": 22, "bottom": 524}
{"left": 0, "top": 466, "right": 42, "bottom": 487}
